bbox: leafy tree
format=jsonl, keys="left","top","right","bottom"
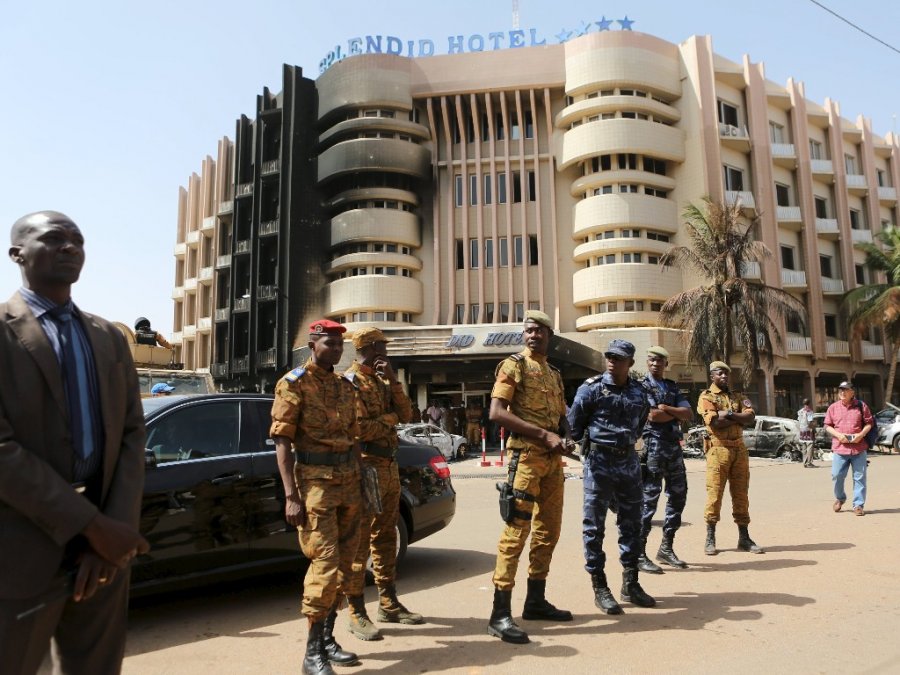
{"left": 658, "top": 197, "right": 807, "bottom": 388}
{"left": 843, "top": 225, "right": 900, "bottom": 404}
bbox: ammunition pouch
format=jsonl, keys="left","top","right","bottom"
{"left": 497, "top": 448, "right": 532, "bottom": 523}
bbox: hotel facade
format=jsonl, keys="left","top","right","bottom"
{"left": 171, "top": 30, "right": 900, "bottom": 415}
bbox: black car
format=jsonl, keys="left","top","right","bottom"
{"left": 133, "top": 394, "right": 455, "bottom": 595}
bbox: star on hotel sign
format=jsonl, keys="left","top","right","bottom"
{"left": 556, "top": 17, "right": 636, "bottom": 43}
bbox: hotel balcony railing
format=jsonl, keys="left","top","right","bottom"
{"left": 787, "top": 335, "right": 812, "bottom": 353}
{"left": 781, "top": 269, "right": 807, "bottom": 287}
{"left": 725, "top": 190, "right": 756, "bottom": 212}
{"left": 259, "top": 219, "right": 279, "bottom": 236}
{"left": 235, "top": 240, "right": 251, "bottom": 255}
{"left": 845, "top": 174, "right": 867, "bottom": 191}
{"left": 734, "top": 331, "right": 766, "bottom": 349}
{"left": 771, "top": 143, "right": 796, "bottom": 165}
{"left": 201, "top": 216, "right": 216, "bottom": 232}
{"left": 197, "top": 317, "right": 212, "bottom": 332}
{"left": 821, "top": 277, "right": 845, "bottom": 294}
{"left": 236, "top": 182, "right": 253, "bottom": 198}
{"left": 261, "top": 158, "right": 281, "bottom": 175}
{"left": 739, "top": 261, "right": 761, "bottom": 280}
{"left": 183, "top": 324, "right": 196, "bottom": 338}
{"left": 815, "top": 218, "right": 839, "bottom": 236}
{"left": 825, "top": 338, "right": 849, "bottom": 355}
{"left": 718, "top": 123, "right": 750, "bottom": 149}
{"left": 217, "top": 200, "right": 233, "bottom": 216}
{"left": 216, "top": 254, "right": 232, "bottom": 268}
{"left": 231, "top": 356, "right": 249, "bottom": 373}
{"left": 214, "top": 307, "right": 230, "bottom": 322}
{"left": 861, "top": 341, "right": 885, "bottom": 360}
{"left": 174, "top": 242, "right": 186, "bottom": 258}
{"left": 172, "top": 286, "right": 184, "bottom": 300}
{"left": 257, "top": 284, "right": 278, "bottom": 301}
{"left": 233, "top": 297, "right": 250, "bottom": 312}
{"left": 186, "top": 230, "right": 201, "bottom": 246}
{"left": 210, "top": 363, "right": 227, "bottom": 378}
{"left": 810, "top": 159, "right": 833, "bottom": 174}
{"left": 776, "top": 205, "right": 802, "bottom": 222}
{"left": 877, "top": 186, "right": 897, "bottom": 203}
{"left": 184, "top": 278, "right": 198, "bottom": 292}
{"left": 851, "top": 228, "right": 873, "bottom": 244}
{"left": 199, "top": 266, "right": 214, "bottom": 284}
{"left": 257, "top": 347, "right": 277, "bottom": 367}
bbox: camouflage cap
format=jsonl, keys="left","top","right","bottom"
{"left": 524, "top": 309, "right": 553, "bottom": 330}
{"left": 647, "top": 346, "right": 669, "bottom": 359}
{"left": 709, "top": 360, "right": 731, "bottom": 372}
{"left": 605, "top": 339, "right": 636, "bottom": 359}
{"left": 352, "top": 326, "right": 390, "bottom": 349}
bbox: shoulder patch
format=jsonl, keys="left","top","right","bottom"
{"left": 284, "top": 367, "right": 306, "bottom": 383}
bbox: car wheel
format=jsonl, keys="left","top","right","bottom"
{"left": 777, "top": 445, "right": 796, "bottom": 461}
{"left": 365, "top": 516, "right": 410, "bottom": 586}
{"left": 456, "top": 443, "right": 469, "bottom": 461}
{"left": 893, "top": 435, "right": 900, "bottom": 452}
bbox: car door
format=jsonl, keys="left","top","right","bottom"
{"left": 742, "top": 419, "right": 761, "bottom": 454}
{"left": 754, "top": 420, "right": 783, "bottom": 456}
{"left": 426, "top": 424, "right": 453, "bottom": 459}
{"left": 136, "top": 399, "right": 255, "bottom": 586}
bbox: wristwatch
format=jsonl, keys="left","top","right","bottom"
{"left": 725, "top": 410, "right": 734, "bottom": 419}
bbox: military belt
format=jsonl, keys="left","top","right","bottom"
{"left": 590, "top": 442, "right": 635, "bottom": 457}
{"left": 361, "top": 443, "right": 395, "bottom": 459}
{"left": 708, "top": 438, "right": 744, "bottom": 449}
{"left": 295, "top": 450, "right": 353, "bottom": 466}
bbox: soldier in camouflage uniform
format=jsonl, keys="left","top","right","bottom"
{"left": 697, "top": 361, "right": 763, "bottom": 556}
{"left": 568, "top": 339, "right": 655, "bottom": 616}
{"left": 270, "top": 319, "right": 361, "bottom": 675}
{"left": 465, "top": 400, "right": 483, "bottom": 447}
{"left": 638, "top": 346, "right": 694, "bottom": 573}
{"left": 342, "top": 327, "right": 421, "bottom": 641}
{"left": 487, "top": 310, "right": 571, "bottom": 645}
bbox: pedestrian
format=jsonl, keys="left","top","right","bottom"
{"left": 637, "top": 346, "right": 694, "bottom": 574}
{"left": 697, "top": 362, "right": 763, "bottom": 555}
{"left": 797, "top": 398, "right": 817, "bottom": 467}
{"left": 410, "top": 400, "right": 422, "bottom": 424}
{"left": 270, "top": 319, "right": 362, "bottom": 675}
{"left": 465, "top": 399, "right": 483, "bottom": 447}
{"left": 823, "top": 381, "right": 873, "bottom": 516}
{"left": 342, "top": 327, "right": 421, "bottom": 642}
{"left": 425, "top": 399, "right": 443, "bottom": 428}
{"left": 568, "top": 339, "right": 656, "bottom": 616}
{"left": 0, "top": 210, "right": 150, "bottom": 674}
{"left": 438, "top": 400, "right": 450, "bottom": 432}
{"left": 486, "top": 310, "right": 571, "bottom": 644}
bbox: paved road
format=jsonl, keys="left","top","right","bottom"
{"left": 117, "top": 452, "right": 900, "bottom": 674}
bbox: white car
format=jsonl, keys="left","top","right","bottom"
{"left": 397, "top": 423, "right": 469, "bottom": 461}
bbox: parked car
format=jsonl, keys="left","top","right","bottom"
{"left": 873, "top": 406, "right": 900, "bottom": 451}
{"left": 397, "top": 423, "right": 469, "bottom": 461}
{"left": 133, "top": 394, "right": 456, "bottom": 596}
{"left": 811, "top": 413, "right": 829, "bottom": 449}
{"left": 684, "top": 415, "right": 804, "bottom": 461}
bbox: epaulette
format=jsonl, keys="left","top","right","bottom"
{"left": 509, "top": 353, "right": 525, "bottom": 362}
{"left": 585, "top": 374, "right": 602, "bottom": 385}
{"left": 344, "top": 371, "right": 357, "bottom": 383}
{"left": 283, "top": 367, "right": 306, "bottom": 383}
{"left": 548, "top": 362, "right": 561, "bottom": 374}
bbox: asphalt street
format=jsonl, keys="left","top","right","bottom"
{"left": 113, "top": 450, "right": 900, "bottom": 674}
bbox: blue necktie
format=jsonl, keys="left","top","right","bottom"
{"left": 48, "top": 305, "right": 93, "bottom": 460}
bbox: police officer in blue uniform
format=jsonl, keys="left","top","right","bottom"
{"left": 638, "top": 346, "right": 693, "bottom": 574}
{"left": 568, "top": 339, "right": 655, "bottom": 615}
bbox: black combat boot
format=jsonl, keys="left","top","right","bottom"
{"left": 621, "top": 567, "right": 656, "bottom": 607}
{"left": 704, "top": 523, "right": 718, "bottom": 556}
{"left": 487, "top": 588, "right": 529, "bottom": 644}
{"left": 591, "top": 572, "right": 623, "bottom": 615}
{"left": 522, "top": 578, "right": 573, "bottom": 621}
{"left": 637, "top": 538, "right": 664, "bottom": 574}
{"left": 302, "top": 619, "right": 336, "bottom": 675}
{"left": 656, "top": 533, "right": 688, "bottom": 569}
{"left": 323, "top": 608, "right": 359, "bottom": 667}
{"left": 737, "top": 525, "right": 764, "bottom": 554}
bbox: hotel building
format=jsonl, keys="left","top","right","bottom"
{"left": 172, "top": 30, "right": 900, "bottom": 414}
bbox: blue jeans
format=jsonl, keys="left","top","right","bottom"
{"left": 832, "top": 451, "right": 867, "bottom": 508}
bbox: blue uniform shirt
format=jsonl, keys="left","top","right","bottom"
{"left": 641, "top": 375, "right": 690, "bottom": 442}
{"left": 568, "top": 372, "right": 649, "bottom": 448}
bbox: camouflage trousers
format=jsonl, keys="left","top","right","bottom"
{"left": 583, "top": 447, "right": 643, "bottom": 573}
{"left": 466, "top": 422, "right": 481, "bottom": 446}
{"left": 345, "top": 456, "right": 401, "bottom": 596}
{"left": 704, "top": 444, "right": 751, "bottom": 526}
{"left": 492, "top": 445, "right": 564, "bottom": 591}
{"left": 640, "top": 438, "right": 688, "bottom": 539}
{"left": 296, "top": 463, "right": 361, "bottom": 620}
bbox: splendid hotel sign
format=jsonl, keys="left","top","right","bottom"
{"left": 319, "top": 16, "right": 636, "bottom": 73}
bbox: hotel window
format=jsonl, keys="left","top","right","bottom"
{"left": 809, "top": 139, "right": 823, "bottom": 160}
{"left": 495, "top": 113, "right": 505, "bottom": 140}
{"left": 786, "top": 315, "right": 803, "bottom": 334}
{"left": 470, "top": 305, "right": 480, "bottom": 323}
{"left": 485, "top": 303, "right": 494, "bottom": 322}
{"left": 621, "top": 229, "right": 641, "bottom": 238}
{"left": 373, "top": 312, "right": 386, "bottom": 321}
{"left": 470, "top": 175, "right": 478, "bottom": 205}
{"left": 717, "top": 100, "right": 739, "bottom": 127}
{"left": 622, "top": 252, "right": 642, "bottom": 263}
{"left": 510, "top": 114, "right": 521, "bottom": 141}
{"left": 466, "top": 116, "right": 475, "bottom": 143}
{"left": 618, "top": 154, "right": 638, "bottom": 170}
{"left": 623, "top": 300, "right": 644, "bottom": 311}
{"left": 769, "top": 122, "right": 785, "bottom": 144}
{"left": 855, "top": 264, "right": 866, "bottom": 285}
{"left": 455, "top": 239, "right": 464, "bottom": 269}
{"left": 401, "top": 269, "right": 411, "bottom": 277}
{"left": 529, "top": 301, "right": 539, "bottom": 310}
{"left": 451, "top": 117, "right": 461, "bottom": 144}
{"left": 644, "top": 157, "right": 666, "bottom": 175}
{"left": 648, "top": 255, "right": 660, "bottom": 265}
{"left": 601, "top": 113, "right": 615, "bottom": 120}
{"left": 645, "top": 187, "right": 668, "bottom": 198}
{"left": 529, "top": 236, "right": 538, "bottom": 265}
{"left": 775, "top": 183, "right": 791, "bottom": 207}
{"left": 594, "top": 186, "right": 614, "bottom": 195}
{"left": 498, "top": 173, "right": 507, "bottom": 204}
{"left": 483, "top": 174, "right": 492, "bottom": 204}
{"left": 513, "top": 236, "right": 523, "bottom": 266}
{"left": 402, "top": 313, "right": 411, "bottom": 322}
{"left": 619, "top": 184, "right": 638, "bottom": 193}
{"left": 401, "top": 246, "right": 410, "bottom": 254}
{"left": 780, "top": 245, "right": 796, "bottom": 270}
{"left": 814, "top": 197, "right": 829, "bottom": 218}
{"left": 877, "top": 169, "right": 889, "bottom": 187}
{"left": 470, "top": 239, "right": 479, "bottom": 268}
{"left": 849, "top": 209, "right": 863, "bottom": 230}
{"left": 454, "top": 175, "right": 463, "bottom": 207}
{"left": 600, "top": 89, "right": 614, "bottom": 97}
{"left": 386, "top": 243, "right": 397, "bottom": 253}
{"left": 650, "top": 302, "right": 663, "bottom": 311}
{"left": 819, "top": 254, "right": 833, "bottom": 278}
{"left": 499, "top": 302, "right": 510, "bottom": 322}
{"left": 512, "top": 173, "right": 522, "bottom": 203}
{"left": 527, "top": 171, "right": 536, "bottom": 201}
{"left": 374, "top": 266, "right": 384, "bottom": 274}
{"left": 484, "top": 239, "right": 494, "bottom": 268}
{"left": 455, "top": 305, "right": 465, "bottom": 324}
{"left": 723, "top": 165, "right": 744, "bottom": 191}
{"left": 499, "top": 238, "right": 509, "bottom": 267}
{"left": 480, "top": 113, "right": 490, "bottom": 141}
{"left": 604, "top": 254, "right": 616, "bottom": 264}
{"left": 524, "top": 110, "right": 534, "bottom": 139}
{"left": 824, "top": 314, "right": 838, "bottom": 338}
{"left": 844, "top": 154, "right": 859, "bottom": 174}
{"left": 385, "top": 267, "right": 397, "bottom": 275}
{"left": 514, "top": 303, "right": 525, "bottom": 322}
{"left": 601, "top": 230, "right": 615, "bottom": 239}
{"left": 409, "top": 109, "right": 420, "bottom": 123}
{"left": 646, "top": 231, "right": 669, "bottom": 242}
{"left": 351, "top": 267, "right": 367, "bottom": 276}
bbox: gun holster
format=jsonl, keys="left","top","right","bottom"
{"left": 496, "top": 481, "right": 516, "bottom": 523}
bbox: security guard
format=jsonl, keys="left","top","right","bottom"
{"left": 568, "top": 339, "right": 655, "bottom": 616}
{"left": 697, "top": 361, "right": 763, "bottom": 556}
{"left": 342, "top": 327, "right": 420, "bottom": 642}
{"left": 638, "top": 346, "right": 693, "bottom": 573}
{"left": 487, "top": 310, "right": 570, "bottom": 645}
{"left": 465, "top": 400, "right": 483, "bottom": 447}
{"left": 271, "top": 319, "right": 361, "bottom": 675}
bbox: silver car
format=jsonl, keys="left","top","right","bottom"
{"left": 397, "top": 423, "right": 469, "bottom": 461}
{"left": 684, "top": 415, "right": 804, "bottom": 461}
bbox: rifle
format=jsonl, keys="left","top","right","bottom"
{"left": 16, "top": 569, "right": 77, "bottom": 621}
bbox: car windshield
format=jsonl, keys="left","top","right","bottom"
{"left": 141, "top": 395, "right": 191, "bottom": 416}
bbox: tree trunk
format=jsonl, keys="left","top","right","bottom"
{"left": 885, "top": 341, "right": 899, "bottom": 406}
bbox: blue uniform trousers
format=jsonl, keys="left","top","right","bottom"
{"left": 640, "top": 437, "right": 688, "bottom": 539}
{"left": 582, "top": 447, "right": 642, "bottom": 574}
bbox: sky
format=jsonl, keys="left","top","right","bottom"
{"left": 2, "top": 0, "right": 899, "bottom": 336}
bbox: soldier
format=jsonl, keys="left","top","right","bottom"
{"left": 465, "top": 399, "right": 483, "bottom": 447}
{"left": 697, "top": 361, "right": 764, "bottom": 556}
{"left": 342, "top": 327, "right": 421, "bottom": 642}
{"left": 487, "top": 310, "right": 571, "bottom": 645}
{"left": 638, "top": 346, "right": 694, "bottom": 574}
{"left": 270, "top": 319, "right": 361, "bottom": 675}
{"left": 567, "top": 339, "right": 655, "bottom": 616}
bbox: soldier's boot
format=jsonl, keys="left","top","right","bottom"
{"left": 302, "top": 619, "right": 336, "bottom": 675}
{"left": 487, "top": 588, "right": 529, "bottom": 644}
{"left": 637, "top": 538, "right": 664, "bottom": 574}
{"left": 347, "top": 595, "right": 382, "bottom": 641}
{"left": 656, "top": 533, "right": 689, "bottom": 569}
{"left": 377, "top": 584, "right": 424, "bottom": 624}
{"left": 590, "top": 572, "right": 623, "bottom": 615}
{"left": 521, "top": 578, "right": 573, "bottom": 621}
{"left": 322, "top": 609, "right": 359, "bottom": 667}
{"left": 620, "top": 567, "right": 656, "bottom": 608}
{"left": 737, "top": 525, "right": 764, "bottom": 554}
{"left": 704, "top": 523, "right": 718, "bottom": 556}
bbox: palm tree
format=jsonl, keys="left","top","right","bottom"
{"left": 658, "top": 197, "right": 807, "bottom": 388}
{"left": 843, "top": 225, "right": 900, "bottom": 404}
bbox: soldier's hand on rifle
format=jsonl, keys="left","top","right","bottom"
{"left": 285, "top": 491, "right": 306, "bottom": 527}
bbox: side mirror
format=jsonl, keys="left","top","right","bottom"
{"left": 145, "top": 448, "right": 158, "bottom": 469}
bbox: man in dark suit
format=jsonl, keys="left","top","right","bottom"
{"left": 0, "top": 211, "right": 149, "bottom": 674}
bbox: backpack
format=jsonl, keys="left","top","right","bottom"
{"left": 856, "top": 400, "right": 879, "bottom": 448}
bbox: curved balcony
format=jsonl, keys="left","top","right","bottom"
{"left": 572, "top": 169, "right": 676, "bottom": 198}
{"left": 327, "top": 251, "right": 422, "bottom": 275}
{"left": 326, "top": 275, "right": 423, "bottom": 315}
{"left": 317, "top": 54, "right": 413, "bottom": 121}
{"left": 325, "top": 187, "right": 419, "bottom": 212}
{"left": 573, "top": 237, "right": 672, "bottom": 263}
{"left": 563, "top": 36, "right": 681, "bottom": 99}
{"left": 558, "top": 119, "right": 684, "bottom": 171}
{"left": 577, "top": 310, "right": 661, "bottom": 331}
{"left": 319, "top": 116, "right": 430, "bottom": 147}
{"left": 318, "top": 138, "right": 431, "bottom": 184}
{"left": 556, "top": 95, "right": 680, "bottom": 128}
{"left": 572, "top": 193, "right": 678, "bottom": 239}
{"left": 330, "top": 208, "right": 420, "bottom": 248}
{"left": 573, "top": 263, "right": 681, "bottom": 305}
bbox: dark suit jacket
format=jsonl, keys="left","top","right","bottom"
{"left": 0, "top": 291, "right": 146, "bottom": 599}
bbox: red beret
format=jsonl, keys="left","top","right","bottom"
{"left": 309, "top": 319, "right": 347, "bottom": 335}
